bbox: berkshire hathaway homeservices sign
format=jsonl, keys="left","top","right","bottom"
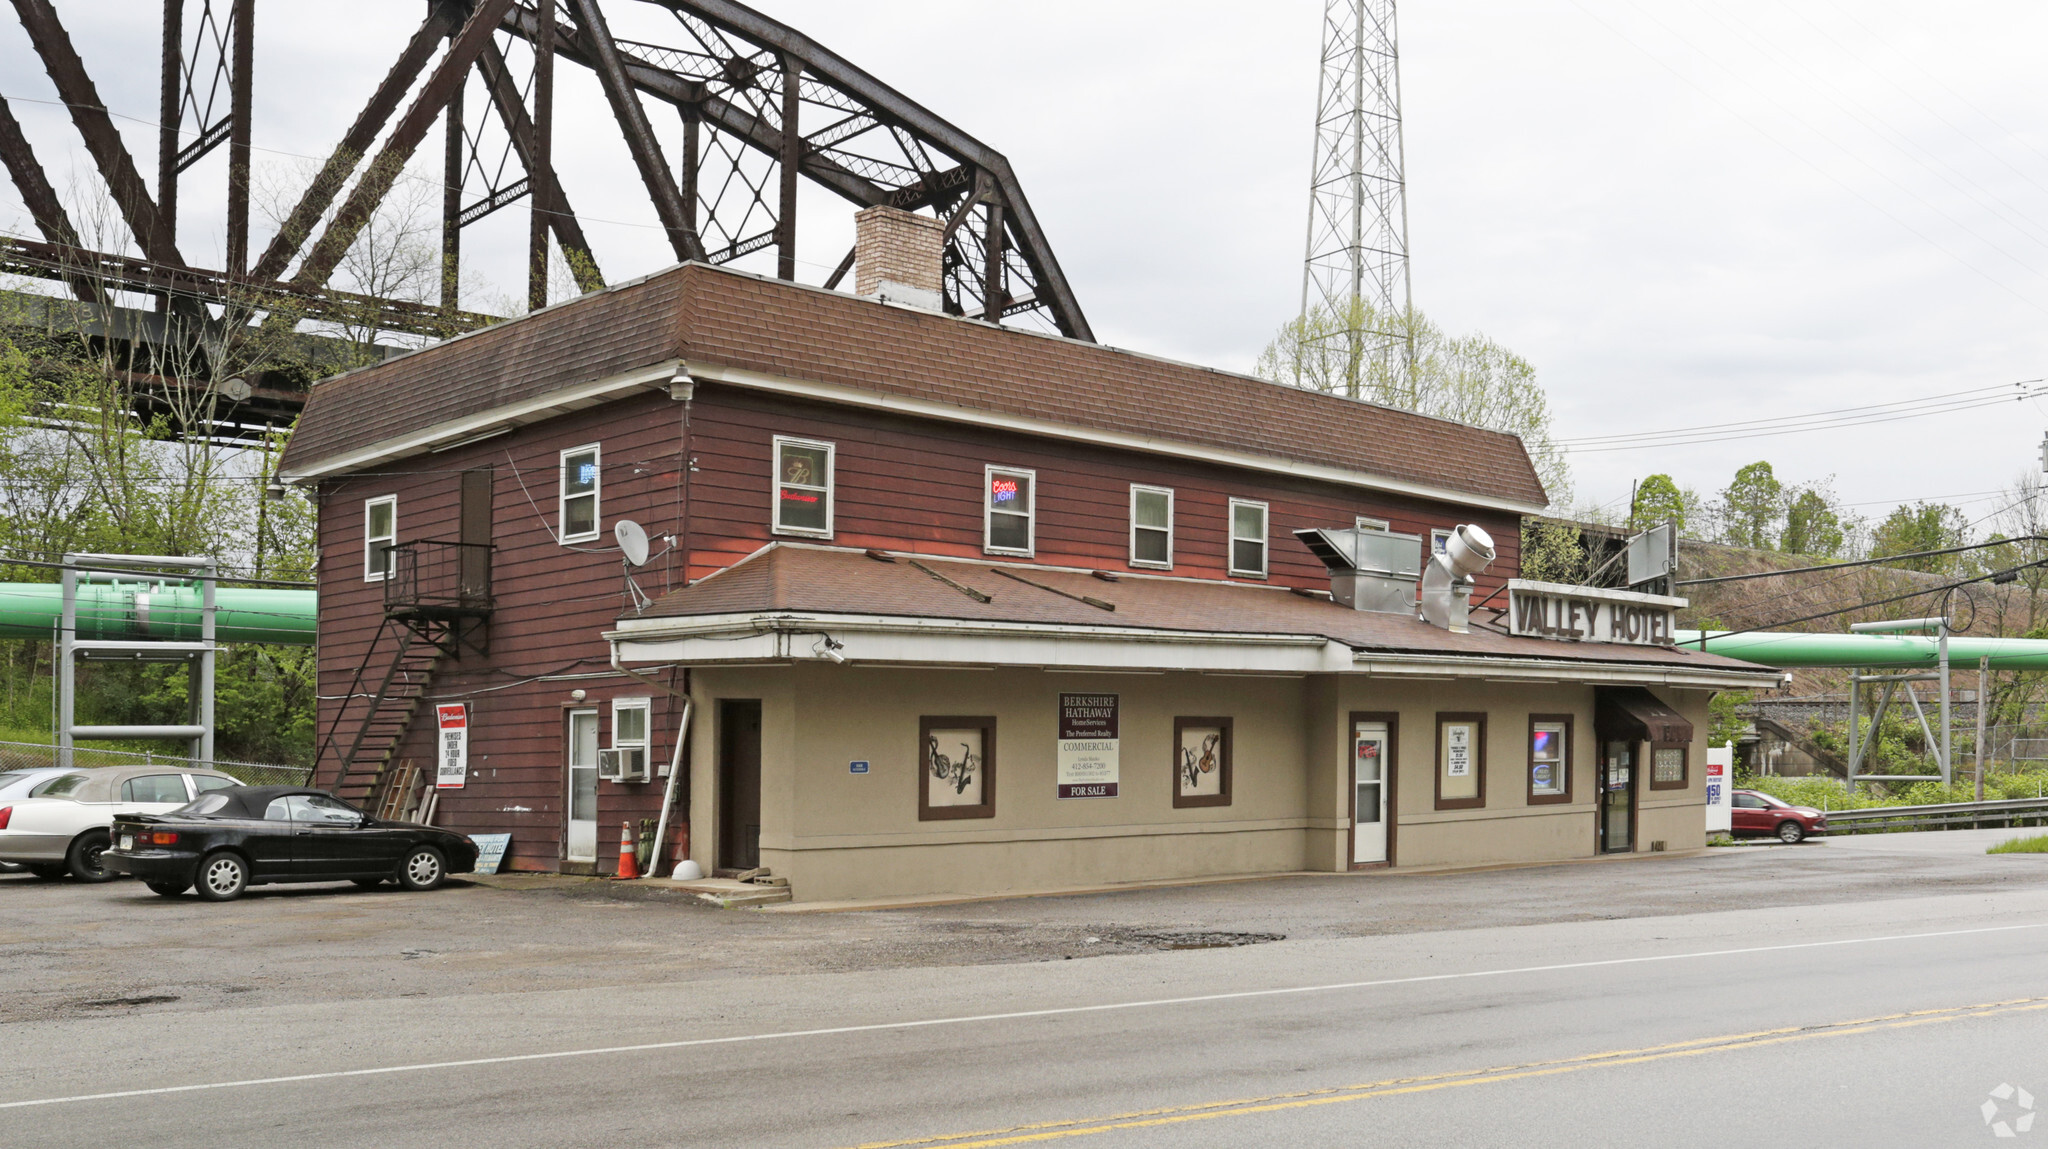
{"left": 1057, "top": 693, "right": 1119, "bottom": 799}
{"left": 1506, "top": 580, "right": 1686, "bottom": 647}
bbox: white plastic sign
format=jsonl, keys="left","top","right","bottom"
{"left": 436, "top": 703, "right": 469, "bottom": 789}
{"left": 1704, "top": 746, "right": 1732, "bottom": 833}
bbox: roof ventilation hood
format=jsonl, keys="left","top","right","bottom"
{"left": 1293, "top": 527, "right": 1422, "bottom": 614}
{"left": 1419, "top": 524, "right": 1496, "bottom": 634}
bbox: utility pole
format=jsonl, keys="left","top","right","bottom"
{"left": 1297, "top": 0, "right": 1411, "bottom": 399}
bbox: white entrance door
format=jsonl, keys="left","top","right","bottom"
{"left": 1352, "top": 721, "right": 1390, "bottom": 864}
{"left": 567, "top": 709, "right": 599, "bottom": 863}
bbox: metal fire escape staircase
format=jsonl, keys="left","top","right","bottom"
{"left": 319, "top": 541, "right": 492, "bottom": 812}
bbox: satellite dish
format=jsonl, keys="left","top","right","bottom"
{"left": 614, "top": 520, "right": 649, "bottom": 566}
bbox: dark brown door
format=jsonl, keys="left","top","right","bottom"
{"left": 718, "top": 699, "right": 762, "bottom": 871}
{"left": 459, "top": 467, "right": 493, "bottom": 600}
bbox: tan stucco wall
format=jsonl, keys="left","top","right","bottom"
{"left": 683, "top": 665, "right": 1716, "bottom": 901}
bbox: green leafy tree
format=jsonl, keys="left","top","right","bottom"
{"left": 1720, "top": 461, "right": 1783, "bottom": 549}
{"left": 1630, "top": 473, "right": 1695, "bottom": 534}
{"left": 1256, "top": 299, "right": 1570, "bottom": 504}
{"left": 1781, "top": 485, "right": 1846, "bottom": 558}
{"left": 1871, "top": 502, "right": 1969, "bottom": 572}
{"left": 1519, "top": 517, "right": 1589, "bottom": 583}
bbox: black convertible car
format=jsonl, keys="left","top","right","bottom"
{"left": 102, "top": 785, "right": 479, "bottom": 901}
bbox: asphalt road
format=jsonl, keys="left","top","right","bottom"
{"left": 6, "top": 841, "right": 2048, "bottom": 1147}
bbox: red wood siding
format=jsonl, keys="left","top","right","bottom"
{"left": 313, "top": 383, "right": 1520, "bottom": 872}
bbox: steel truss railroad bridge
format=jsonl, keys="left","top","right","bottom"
{"left": 0, "top": 0, "right": 1090, "bottom": 440}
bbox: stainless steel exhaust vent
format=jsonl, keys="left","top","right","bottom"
{"left": 1293, "top": 527, "right": 1422, "bottom": 614}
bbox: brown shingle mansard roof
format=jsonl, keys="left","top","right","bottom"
{"left": 279, "top": 263, "right": 1547, "bottom": 509}
{"left": 625, "top": 544, "right": 1768, "bottom": 676}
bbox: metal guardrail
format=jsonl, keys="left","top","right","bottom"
{"left": 1822, "top": 797, "right": 2048, "bottom": 834}
{"left": 0, "top": 740, "right": 312, "bottom": 787}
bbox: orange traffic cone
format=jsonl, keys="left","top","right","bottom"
{"left": 616, "top": 821, "right": 641, "bottom": 880}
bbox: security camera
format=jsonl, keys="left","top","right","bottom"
{"left": 814, "top": 636, "right": 847, "bottom": 664}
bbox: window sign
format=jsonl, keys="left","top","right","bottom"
{"left": 1436, "top": 714, "right": 1485, "bottom": 809}
{"left": 436, "top": 703, "right": 469, "bottom": 789}
{"left": 1531, "top": 721, "right": 1568, "bottom": 798}
{"left": 985, "top": 466, "right": 1036, "bottom": 555}
{"left": 364, "top": 496, "right": 396, "bottom": 582}
{"left": 1130, "top": 485, "right": 1173, "bottom": 568}
{"left": 1057, "top": 693, "right": 1119, "bottom": 799}
{"left": 1229, "top": 499, "right": 1269, "bottom": 578}
{"left": 559, "top": 445, "right": 600, "bottom": 542}
{"left": 773, "top": 436, "right": 834, "bottom": 535}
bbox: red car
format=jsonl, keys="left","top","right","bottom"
{"left": 1731, "top": 789, "right": 1827, "bottom": 843}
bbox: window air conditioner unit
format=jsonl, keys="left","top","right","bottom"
{"left": 598, "top": 747, "right": 649, "bottom": 783}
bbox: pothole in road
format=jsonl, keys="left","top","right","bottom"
{"left": 73, "top": 993, "right": 181, "bottom": 1009}
{"left": 1091, "top": 929, "right": 1286, "bottom": 951}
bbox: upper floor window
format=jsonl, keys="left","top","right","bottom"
{"left": 773, "top": 436, "right": 835, "bottom": 536}
{"left": 560, "top": 445, "right": 600, "bottom": 543}
{"left": 1431, "top": 528, "right": 1452, "bottom": 558}
{"left": 1229, "top": 499, "right": 1268, "bottom": 578}
{"left": 1130, "top": 485, "right": 1173, "bottom": 568}
{"left": 985, "top": 466, "right": 1035, "bottom": 555}
{"left": 364, "top": 496, "right": 396, "bottom": 582}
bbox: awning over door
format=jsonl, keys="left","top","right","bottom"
{"left": 1595, "top": 686, "right": 1694, "bottom": 744}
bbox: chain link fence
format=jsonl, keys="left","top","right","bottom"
{"left": 0, "top": 741, "right": 313, "bottom": 787}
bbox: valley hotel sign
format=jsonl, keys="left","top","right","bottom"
{"left": 1506, "top": 580, "right": 1686, "bottom": 646}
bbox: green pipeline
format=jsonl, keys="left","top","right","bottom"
{"left": 1677, "top": 629, "right": 2048, "bottom": 670}
{"left": 0, "top": 582, "right": 316, "bottom": 645}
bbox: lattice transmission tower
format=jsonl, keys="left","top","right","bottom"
{"left": 1297, "top": 0, "right": 1411, "bottom": 398}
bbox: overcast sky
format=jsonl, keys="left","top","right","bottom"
{"left": 4, "top": 1, "right": 2046, "bottom": 529}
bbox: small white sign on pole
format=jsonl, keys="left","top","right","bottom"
{"left": 1704, "top": 745, "right": 1733, "bottom": 833}
{"left": 436, "top": 703, "right": 469, "bottom": 790}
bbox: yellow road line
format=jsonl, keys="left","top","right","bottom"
{"left": 849, "top": 996, "right": 2048, "bottom": 1149}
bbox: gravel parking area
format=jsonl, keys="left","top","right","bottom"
{"left": 5, "top": 840, "right": 2045, "bottom": 1026}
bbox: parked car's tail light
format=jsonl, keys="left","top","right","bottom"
{"left": 146, "top": 831, "right": 179, "bottom": 846}
{"left": 0, "top": 806, "right": 10, "bottom": 830}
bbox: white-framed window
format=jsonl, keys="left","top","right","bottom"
{"left": 612, "top": 697, "right": 650, "bottom": 778}
{"left": 984, "top": 465, "right": 1036, "bottom": 555}
{"left": 1356, "top": 516, "right": 1389, "bottom": 532}
{"left": 559, "top": 445, "right": 601, "bottom": 543}
{"left": 1228, "top": 498, "right": 1269, "bottom": 578}
{"left": 1130, "top": 485, "right": 1174, "bottom": 568}
{"left": 1531, "top": 720, "right": 1568, "bottom": 798}
{"left": 363, "top": 495, "right": 396, "bottom": 582}
{"left": 1430, "top": 528, "right": 1452, "bottom": 557}
{"left": 773, "top": 435, "right": 835, "bottom": 537}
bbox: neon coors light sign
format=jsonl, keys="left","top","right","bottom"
{"left": 1505, "top": 580, "right": 1686, "bottom": 647}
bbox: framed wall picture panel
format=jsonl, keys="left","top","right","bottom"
{"left": 1172, "top": 716, "right": 1233, "bottom": 808}
{"left": 920, "top": 716, "right": 997, "bottom": 820}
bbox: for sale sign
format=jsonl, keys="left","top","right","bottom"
{"left": 1057, "top": 693, "right": 1119, "bottom": 799}
{"left": 435, "top": 703, "right": 469, "bottom": 789}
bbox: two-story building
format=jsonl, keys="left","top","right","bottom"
{"left": 279, "top": 209, "right": 1776, "bottom": 902}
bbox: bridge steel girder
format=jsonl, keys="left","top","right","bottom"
{"left": 567, "top": 0, "right": 705, "bottom": 262}
{"left": 651, "top": 0, "right": 1092, "bottom": 341}
{"left": 290, "top": 0, "right": 517, "bottom": 290}
{"left": 251, "top": 4, "right": 460, "bottom": 281}
{"left": 11, "top": 0, "right": 183, "bottom": 265}
{"left": 474, "top": 41, "right": 605, "bottom": 294}
{"left": 499, "top": 0, "right": 1093, "bottom": 341}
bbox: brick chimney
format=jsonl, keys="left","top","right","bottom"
{"left": 853, "top": 205, "right": 944, "bottom": 311}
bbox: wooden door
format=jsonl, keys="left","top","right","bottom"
{"left": 718, "top": 700, "right": 762, "bottom": 871}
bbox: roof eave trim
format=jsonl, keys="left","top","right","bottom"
{"left": 685, "top": 361, "right": 1550, "bottom": 516}
{"left": 278, "top": 359, "right": 683, "bottom": 482}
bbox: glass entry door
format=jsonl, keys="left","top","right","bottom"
{"left": 1601, "top": 740, "right": 1634, "bottom": 853}
{"left": 567, "top": 709, "right": 599, "bottom": 863}
{"left": 1352, "top": 721, "right": 1390, "bottom": 864}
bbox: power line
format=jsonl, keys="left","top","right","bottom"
{"left": 1676, "top": 535, "right": 2046, "bottom": 588}
{"left": 1560, "top": 384, "right": 2043, "bottom": 453}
